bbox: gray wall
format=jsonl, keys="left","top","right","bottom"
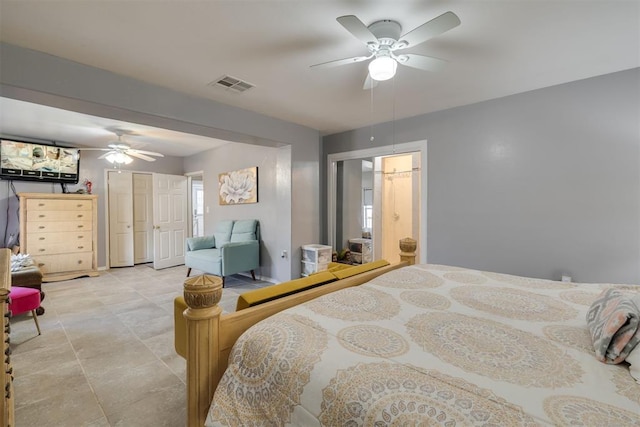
{"left": 1, "top": 43, "right": 321, "bottom": 279}
{"left": 323, "top": 68, "right": 640, "bottom": 284}
{"left": 183, "top": 142, "right": 287, "bottom": 282}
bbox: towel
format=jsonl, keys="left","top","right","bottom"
{"left": 586, "top": 288, "right": 640, "bottom": 364}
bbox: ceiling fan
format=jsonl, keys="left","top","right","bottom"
{"left": 81, "top": 132, "right": 164, "bottom": 165}
{"left": 311, "top": 11, "right": 461, "bottom": 89}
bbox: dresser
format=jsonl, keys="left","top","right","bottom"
{"left": 0, "top": 249, "right": 14, "bottom": 427}
{"left": 19, "top": 193, "right": 99, "bottom": 282}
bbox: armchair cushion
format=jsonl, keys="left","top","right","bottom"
{"left": 186, "top": 235, "right": 216, "bottom": 251}
{"left": 230, "top": 219, "right": 258, "bottom": 242}
{"left": 213, "top": 220, "right": 234, "bottom": 247}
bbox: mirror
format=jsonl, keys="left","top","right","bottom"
{"left": 328, "top": 141, "right": 427, "bottom": 264}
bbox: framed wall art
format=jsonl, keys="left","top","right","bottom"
{"left": 218, "top": 166, "right": 258, "bottom": 205}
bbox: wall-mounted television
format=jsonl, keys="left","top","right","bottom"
{"left": 0, "top": 138, "right": 81, "bottom": 184}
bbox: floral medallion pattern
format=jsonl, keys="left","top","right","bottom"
{"left": 450, "top": 286, "right": 577, "bottom": 321}
{"left": 611, "top": 365, "right": 640, "bottom": 404}
{"left": 544, "top": 395, "right": 640, "bottom": 425}
{"left": 320, "top": 363, "right": 538, "bottom": 426}
{"left": 306, "top": 287, "right": 400, "bottom": 321}
{"left": 371, "top": 267, "right": 444, "bottom": 289}
{"left": 542, "top": 325, "right": 593, "bottom": 354}
{"left": 406, "top": 312, "right": 583, "bottom": 387}
{"left": 206, "top": 263, "right": 639, "bottom": 426}
{"left": 400, "top": 290, "right": 451, "bottom": 310}
{"left": 559, "top": 289, "right": 601, "bottom": 306}
{"left": 443, "top": 271, "right": 488, "bottom": 284}
{"left": 337, "top": 325, "right": 409, "bottom": 357}
{"left": 208, "top": 313, "right": 327, "bottom": 425}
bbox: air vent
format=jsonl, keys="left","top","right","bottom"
{"left": 208, "top": 75, "right": 255, "bottom": 93}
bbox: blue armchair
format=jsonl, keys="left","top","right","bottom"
{"left": 185, "top": 219, "right": 260, "bottom": 286}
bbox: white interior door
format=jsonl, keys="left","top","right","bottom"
{"left": 108, "top": 171, "right": 134, "bottom": 267}
{"left": 153, "top": 173, "right": 188, "bottom": 269}
{"left": 133, "top": 173, "right": 153, "bottom": 264}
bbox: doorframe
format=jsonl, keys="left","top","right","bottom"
{"left": 327, "top": 140, "right": 428, "bottom": 264}
{"left": 184, "top": 170, "right": 204, "bottom": 238}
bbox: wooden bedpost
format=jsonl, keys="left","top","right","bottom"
{"left": 183, "top": 274, "right": 223, "bottom": 427}
{"left": 399, "top": 237, "right": 417, "bottom": 265}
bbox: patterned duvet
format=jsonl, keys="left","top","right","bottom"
{"left": 206, "top": 264, "right": 640, "bottom": 426}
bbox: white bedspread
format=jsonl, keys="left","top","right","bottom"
{"left": 207, "top": 264, "right": 640, "bottom": 426}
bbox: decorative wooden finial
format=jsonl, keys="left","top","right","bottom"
{"left": 399, "top": 237, "right": 417, "bottom": 265}
{"left": 183, "top": 275, "right": 223, "bottom": 310}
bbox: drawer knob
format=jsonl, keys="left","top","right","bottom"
{"left": 39, "top": 226, "right": 45, "bottom": 229}
{"left": 38, "top": 263, "right": 45, "bottom": 267}
{"left": 39, "top": 237, "right": 45, "bottom": 240}
{"left": 38, "top": 203, "right": 45, "bottom": 206}
{"left": 77, "top": 204, "right": 83, "bottom": 207}
{"left": 39, "top": 249, "right": 45, "bottom": 252}
{"left": 77, "top": 236, "right": 84, "bottom": 239}
{"left": 39, "top": 214, "right": 45, "bottom": 218}
{"left": 77, "top": 225, "right": 84, "bottom": 228}
{"left": 78, "top": 260, "right": 83, "bottom": 264}
{"left": 78, "top": 246, "right": 84, "bottom": 249}
{"left": 77, "top": 214, "right": 83, "bottom": 218}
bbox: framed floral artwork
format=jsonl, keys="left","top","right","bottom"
{"left": 218, "top": 166, "right": 258, "bottom": 205}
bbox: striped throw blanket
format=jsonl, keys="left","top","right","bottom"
{"left": 586, "top": 288, "right": 640, "bottom": 364}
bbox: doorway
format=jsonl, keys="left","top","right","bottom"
{"left": 327, "top": 140, "right": 427, "bottom": 264}
{"left": 190, "top": 174, "right": 204, "bottom": 237}
{"left": 374, "top": 153, "right": 420, "bottom": 262}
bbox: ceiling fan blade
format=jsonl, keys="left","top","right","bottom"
{"left": 397, "top": 54, "right": 448, "bottom": 72}
{"left": 336, "top": 15, "right": 378, "bottom": 45}
{"left": 97, "top": 152, "right": 114, "bottom": 160}
{"left": 311, "top": 54, "right": 372, "bottom": 69}
{"left": 363, "top": 73, "right": 379, "bottom": 90}
{"left": 127, "top": 151, "right": 156, "bottom": 162}
{"left": 107, "top": 143, "right": 131, "bottom": 150}
{"left": 128, "top": 149, "right": 164, "bottom": 157}
{"left": 397, "top": 11, "right": 460, "bottom": 49}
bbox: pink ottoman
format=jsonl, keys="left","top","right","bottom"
{"left": 9, "top": 287, "right": 41, "bottom": 335}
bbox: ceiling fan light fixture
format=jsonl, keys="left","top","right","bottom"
{"left": 368, "top": 56, "right": 397, "bottom": 81}
{"left": 105, "top": 152, "right": 133, "bottom": 165}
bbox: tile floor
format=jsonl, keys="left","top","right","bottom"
{"left": 9, "top": 264, "right": 272, "bottom": 426}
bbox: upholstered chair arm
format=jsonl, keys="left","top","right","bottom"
{"left": 220, "top": 241, "right": 259, "bottom": 276}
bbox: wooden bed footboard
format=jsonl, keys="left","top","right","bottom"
{"left": 182, "top": 238, "right": 417, "bottom": 427}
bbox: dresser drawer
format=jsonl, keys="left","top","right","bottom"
{"left": 26, "top": 220, "right": 92, "bottom": 233}
{"left": 26, "top": 232, "right": 92, "bottom": 254}
{"left": 26, "top": 210, "right": 92, "bottom": 222}
{"left": 33, "top": 252, "right": 94, "bottom": 274}
{"left": 26, "top": 199, "right": 93, "bottom": 211}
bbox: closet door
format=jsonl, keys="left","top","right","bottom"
{"left": 133, "top": 173, "right": 153, "bottom": 264}
{"left": 153, "top": 173, "right": 187, "bottom": 269}
{"left": 108, "top": 171, "right": 134, "bottom": 267}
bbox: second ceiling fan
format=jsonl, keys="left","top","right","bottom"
{"left": 311, "top": 11, "right": 461, "bottom": 89}
{"left": 81, "top": 131, "right": 164, "bottom": 165}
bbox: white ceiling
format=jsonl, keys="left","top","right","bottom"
{"left": 0, "top": 1, "right": 638, "bottom": 157}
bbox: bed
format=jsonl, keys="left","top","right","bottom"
{"left": 181, "top": 240, "right": 640, "bottom": 426}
